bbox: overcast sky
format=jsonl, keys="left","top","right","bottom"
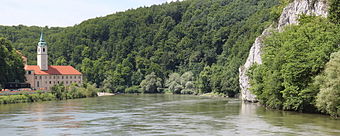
{"left": 0, "top": 0, "right": 181, "bottom": 27}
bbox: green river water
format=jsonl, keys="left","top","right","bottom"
{"left": 0, "top": 94, "right": 339, "bottom": 136}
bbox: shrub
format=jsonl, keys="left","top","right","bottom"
{"left": 315, "top": 51, "right": 340, "bottom": 117}
{"left": 140, "top": 72, "right": 162, "bottom": 93}
{"left": 125, "top": 86, "right": 141, "bottom": 94}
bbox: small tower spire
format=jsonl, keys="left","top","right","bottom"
{"left": 40, "top": 32, "right": 45, "bottom": 42}
{"left": 37, "top": 30, "right": 48, "bottom": 71}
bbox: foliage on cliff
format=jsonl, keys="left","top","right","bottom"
{"left": 0, "top": 0, "right": 279, "bottom": 96}
{"left": 0, "top": 37, "right": 26, "bottom": 88}
{"left": 329, "top": 0, "right": 340, "bottom": 24}
{"left": 314, "top": 50, "right": 340, "bottom": 118}
{"left": 249, "top": 16, "right": 340, "bottom": 112}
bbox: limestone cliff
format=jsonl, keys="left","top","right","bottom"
{"left": 239, "top": 0, "right": 329, "bottom": 102}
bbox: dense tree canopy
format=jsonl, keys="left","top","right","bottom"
{"left": 0, "top": 37, "right": 25, "bottom": 89}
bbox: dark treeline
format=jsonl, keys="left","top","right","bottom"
{"left": 0, "top": 0, "right": 280, "bottom": 96}
{"left": 0, "top": 38, "right": 25, "bottom": 88}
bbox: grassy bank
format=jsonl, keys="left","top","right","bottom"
{"left": 0, "top": 83, "right": 98, "bottom": 105}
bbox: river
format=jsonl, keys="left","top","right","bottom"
{"left": 0, "top": 94, "right": 339, "bottom": 136}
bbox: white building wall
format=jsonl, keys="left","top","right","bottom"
{"left": 25, "top": 73, "right": 83, "bottom": 90}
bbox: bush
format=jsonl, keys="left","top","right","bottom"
{"left": 0, "top": 93, "right": 57, "bottom": 104}
{"left": 166, "top": 71, "right": 197, "bottom": 94}
{"left": 125, "top": 86, "right": 141, "bottom": 93}
{"left": 0, "top": 83, "right": 98, "bottom": 105}
{"left": 315, "top": 51, "right": 340, "bottom": 117}
{"left": 140, "top": 72, "right": 162, "bottom": 93}
{"left": 51, "top": 83, "right": 98, "bottom": 100}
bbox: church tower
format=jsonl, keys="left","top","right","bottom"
{"left": 37, "top": 32, "right": 48, "bottom": 71}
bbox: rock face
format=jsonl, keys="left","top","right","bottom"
{"left": 278, "top": 0, "right": 328, "bottom": 31}
{"left": 239, "top": 28, "right": 273, "bottom": 102}
{"left": 239, "top": 0, "right": 328, "bottom": 102}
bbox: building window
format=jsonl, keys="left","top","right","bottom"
{"left": 58, "top": 81, "right": 60, "bottom": 84}
{"left": 70, "top": 76, "right": 72, "bottom": 79}
{"left": 43, "top": 48, "right": 45, "bottom": 52}
{"left": 66, "top": 76, "right": 68, "bottom": 79}
{"left": 37, "top": 81, "right": 40, "bottom": 87}
{"left": 39, "top": 76, "right": 42, "bottom": 79}
{"left": 49, "top": 76, "right": 51, "bottom": 79}
{"left": 62, "top": 76, "right": 64, "bottom": 79}
{"left": 66, "top": 81, "right": 68, "bottom": 84}
{"left": 35, "top": 76, "right": 37, "bottom": 79}
{"left": 49, "top": 81, "right": 52, "bottom": 84}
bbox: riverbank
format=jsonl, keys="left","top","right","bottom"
{"left": 0, "top": 83, "right": 98, "bottom": 105}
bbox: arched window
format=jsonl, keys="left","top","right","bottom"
{"left": 43, "top": 48, "right": 45, "bottom": 52}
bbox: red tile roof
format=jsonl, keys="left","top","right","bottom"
{"left": 25, "top": 65, "right": 82, "bottom": 75}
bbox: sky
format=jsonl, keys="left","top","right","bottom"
{"left": 0, "top": 0, "right": 181, "bottom": 27}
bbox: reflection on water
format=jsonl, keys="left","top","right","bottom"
{"left": 0, "top": 94, "right": 338, "bottom": 136}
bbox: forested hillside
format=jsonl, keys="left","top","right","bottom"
{"left": 0, "top": 0, "right": 280, "bottom": 96}
{"left": 0, "top": 38, "right": 25, "bottom": 89}
{"left": 0, "top": 26, "right": 64, "bottom": 64}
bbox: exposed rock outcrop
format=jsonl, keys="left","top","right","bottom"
{"left": 239, "top": 28, "right": 273, "bottom": 102}
{"left": 239, "top": 0, "right": 328, "bottom": 102}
